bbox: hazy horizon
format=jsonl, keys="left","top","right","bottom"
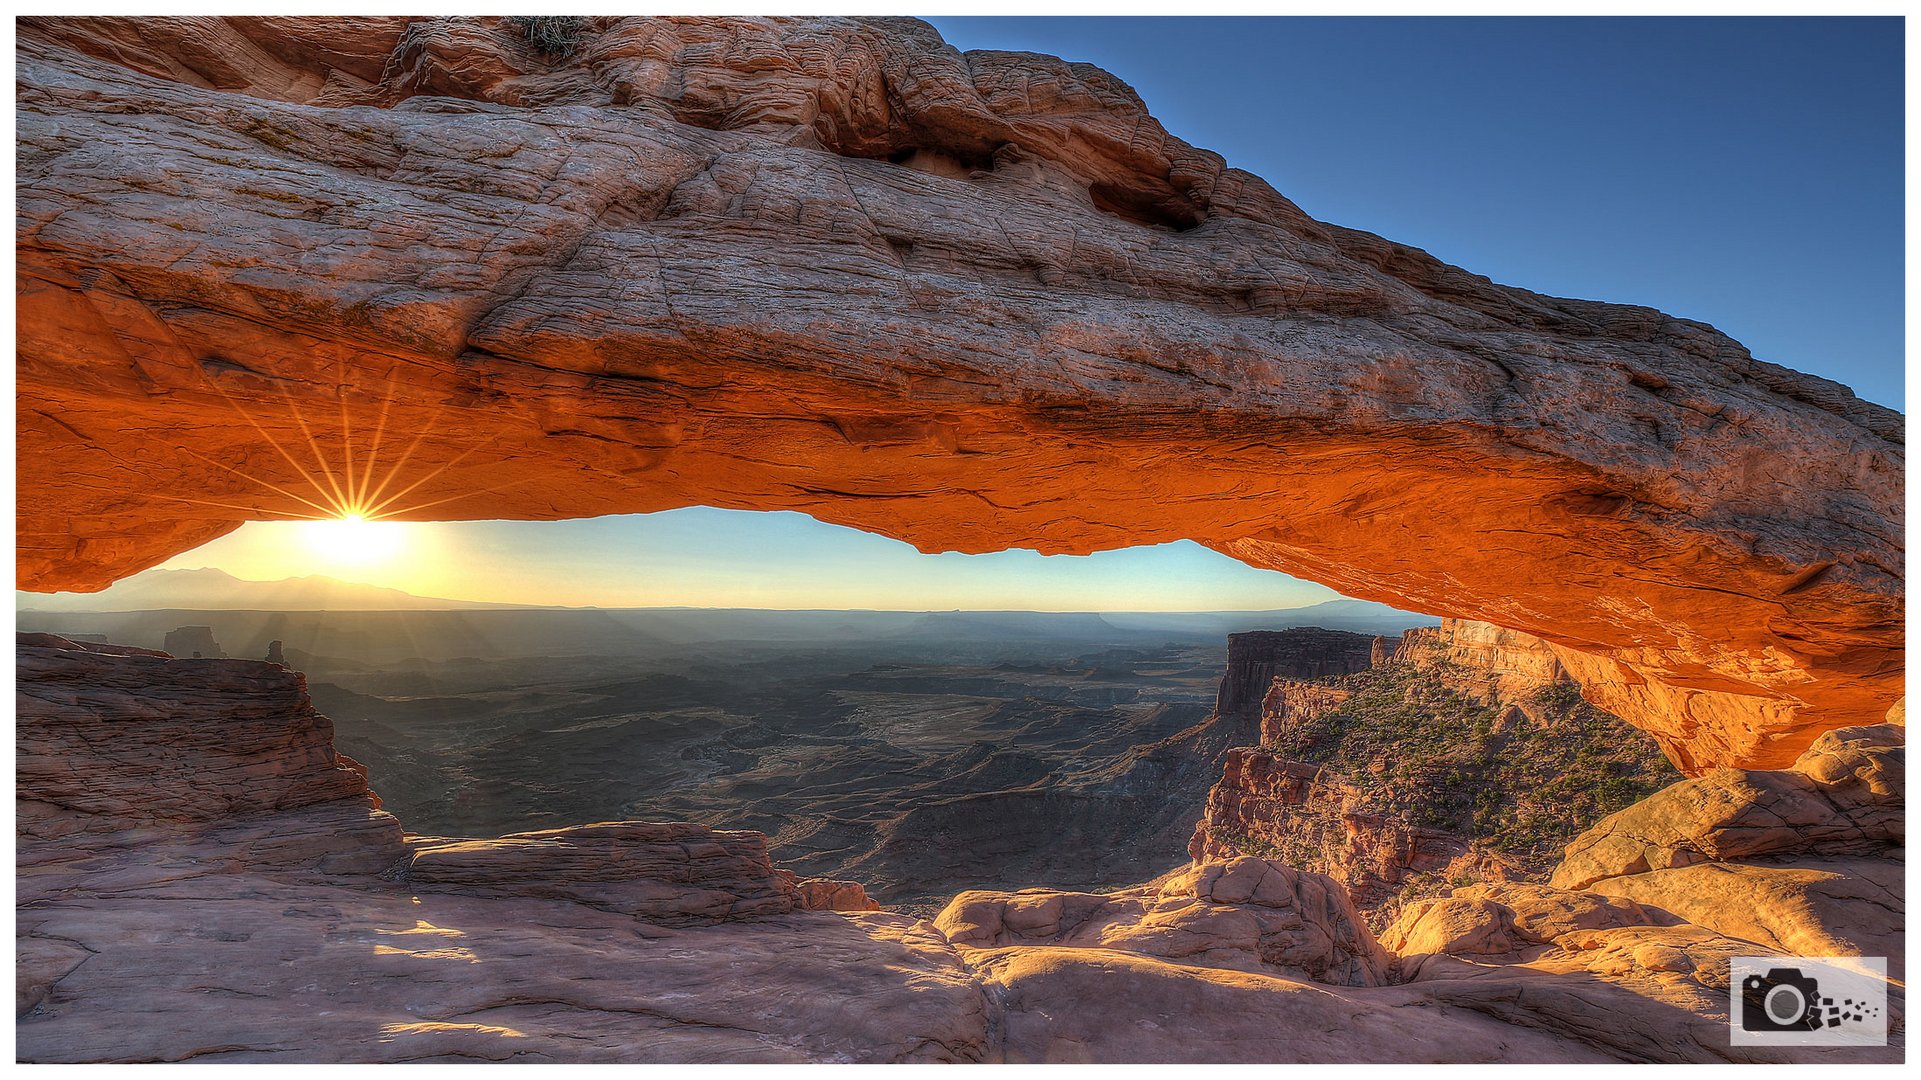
{"left": 25, "top": 506, "right": 1357, "bottom": 612}
{"left": 18, "top": 560, "right": 1429, "bottom": 617}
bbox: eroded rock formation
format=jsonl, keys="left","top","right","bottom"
{"left": 1188, "top": 620, "right": 1681, "bottom": 924}
{"left": 159, "top": 624, "right": 225, "bottom": 659}
{"left": 1381, "top": 723, "right": 1905, "bottom": 1055}
{"left": 1188, "top": 748, "right": 1498, "bottom": 920}
{"left": 1215, "top": 629, "right": 1375, "bottom": 726}
{"left": 13, "top": 634, "right": 1903, "bottom": 1062}
{"left": 1259, "top": 678, "right": 1352, "bottom": 744}
{"left": 1391, "top": 618, "right": 1570, "bottom": 712}
{"left": 15, "top": 633, "right": 398, "bottom": 863}
{"left": 1549, "top": 723, "right": 1904, "bottom": 891}
{"left": 13, "top": 15, "right": 1902, "bottom": 770}
{"left": 935, "top": 856, "right": 1392, "bottom": 987}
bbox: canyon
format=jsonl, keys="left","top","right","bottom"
{"left": 19, "top": 602, "right": 1435, "bottom": 909}
{"left": 15, "top": 623, "right": 1903, "bottom": 1062}
{"left": 14, "top": 15, "right": 1903, "bottom": 769}
{"left": 10, "top": 14, "right": 1906, "bottom": 1065}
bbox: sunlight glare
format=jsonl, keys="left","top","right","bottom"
{"left": 301, "top": 514, "right": 410, "bottom": 567}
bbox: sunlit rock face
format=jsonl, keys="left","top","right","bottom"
{"left": 15, "top": 632, "right": 401, "bottom": 865}
{"left": 14, "top": 15, "right": 1902, "bottom": 770}
{"left": 1393, "top": 618, "right": 1570, "bottom": 712}
{"left": 1386, "top": 724, "right": 1905, "bottom": 1032}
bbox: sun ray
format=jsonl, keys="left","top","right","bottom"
{"left": 359, "top": 443, "right": 486, "bottom": 520}
{"left": 338, "top": 390, "right": 358, "bottom": 514}
{"left": 353, "top": 370, "right": 405, "bottom": 520}
{"left": 370, "top": 476, "right": 524, "bottom": 520}
{"left": 193, "top": 367, "right": 496, "bottom": 560}
{"left": 358, "top": 408, "right": 443, "bottom": 513}
{"left": 202, "top": 379, "right": 353, "bottom": 517}
{"left": 278, "top": 390, "right": 353, "bottom": 516}
{"left": 174, "top": 445, "right": 342, "bottom": 518}
{"left": 149, "top": 493, "right": 331, "bottom": 519}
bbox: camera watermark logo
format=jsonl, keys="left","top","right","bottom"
{"left": 1730, "top": 956, "right": 1887, "bottom": 1046}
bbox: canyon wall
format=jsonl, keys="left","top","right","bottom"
{"left": 1188, "top": 748, "right": 1498, "bottom": 922}
{"left": 1392, "top": 617, "right": 1570, "bottom": 708}
{"left": 1192, "top": 619, "right": 1681, "bottom": 921}
{"left": 1214, "top": 628, "right": 1377, "bottom": 725}
{"left": 13, "top": 15, "right": 1903, "bottom": 771}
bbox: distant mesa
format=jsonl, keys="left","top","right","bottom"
{"left": 15, "top": 567, "right": 532, "bottom": 613}
{"left": 160, "top": 625, "right": 224, "bottom": 659}
{"left": 1214, "top": 627, "right": 1379, "bottom": 728}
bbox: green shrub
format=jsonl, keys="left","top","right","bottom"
{"left": 1262, "top": 664, "right": 1679, "bottom": 878}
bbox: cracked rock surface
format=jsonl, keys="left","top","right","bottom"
{"left": 12, "top": 635, "right": 1905, "bottom": 1062}
{"left": 13, "top": 15, "right": 1903, "bottom": 771}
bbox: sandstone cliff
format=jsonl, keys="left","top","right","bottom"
{"left": 1190, "top": 625, "right": 1680, "bottom": 924}
{"left": 13, "top": 15, "right": 1903, "bottom": 770}
{"left": 1391, "top": 617, "right": 1571, "bottom": 714}
{"left": 1189, "top": 749, "right": 1504, "bottom": 926}
{"left": 1214, "top": 628, "right": 1377, "bottom": 730}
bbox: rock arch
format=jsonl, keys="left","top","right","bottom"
{"left": 15, "top": 16, "right": 1902, "bottom": 771}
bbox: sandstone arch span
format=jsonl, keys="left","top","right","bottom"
{"left": 15, "top": 16, "right": 1903, "bottom": 771}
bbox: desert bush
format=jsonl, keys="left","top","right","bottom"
{"left": 506, "top": 16, "right": 589, "bottom": 58}
{"left": 1263, "top": 663, "right": 1679, "bottom": 877}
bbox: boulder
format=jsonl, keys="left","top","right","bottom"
{"left": 1588, "top": 858, "right": 1904, "bottom": 978}
{"left": 935, "top": 856, "right": 1391, "bottom": 987}
{"left": 781, "top": 873, "right": 884, "bottom": 912}
{"left": 1550, "top": 724, "right": 1903, "bottom": 890}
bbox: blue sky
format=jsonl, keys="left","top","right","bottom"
{"left": 120, "top": 18, "right": 1905, "bottom": 610}
{"left": 929, "top": 16, "right": 1904, "bottom": 409}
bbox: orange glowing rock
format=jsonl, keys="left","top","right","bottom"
{"left": 13, "top": 16, "right": 1902, "bottom": 770}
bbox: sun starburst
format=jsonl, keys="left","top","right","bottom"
{"left": 159, "top": 366, "right": 507, "bottom": 530}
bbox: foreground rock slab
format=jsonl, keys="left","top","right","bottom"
{"left": 936, "top": 855, "right": 1391, "bottom": 986}
{"left": 19, "top": 869, "right": 991, "bottom": 1063}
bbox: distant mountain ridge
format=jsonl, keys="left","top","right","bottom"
{"left": 15, "top": 567, "right": 533, "bottom": 612}
{"left": 17, "top": 569, "right": 1440, "bottom": 637}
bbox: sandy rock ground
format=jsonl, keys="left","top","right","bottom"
{"left": 15, "top": 635, "right": 1906, "bottom": 1062}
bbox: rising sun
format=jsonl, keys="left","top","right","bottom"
{"left": 298, "top": 514, "right": 411, "bottom": 567}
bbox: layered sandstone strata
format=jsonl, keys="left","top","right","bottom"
{"left": 1258, "top": 675, "right": 1352, "bottom": 744}
{"left": 1391, "top": 618, "right": 1572, "bottom": 710}
{"left": 1214, "top": 629, "right": 1376, "bottom": 724}
{"left": 13, "top": 16, "right": 1902, "bottom": 770}
{"left": 15, "top": 632, "right": 403, "bottom": 871}
{"left": 936, "top": 856, "right": 1392, "bottom": 988}
{"left": 408, "top": 822, "right": 800, "bottom": 924}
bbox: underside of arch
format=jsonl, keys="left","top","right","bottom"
{"left": 14, "top": 16, "right": 1904, "bottom": 772}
